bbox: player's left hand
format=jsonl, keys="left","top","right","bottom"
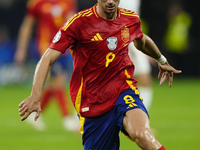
{"left": 158, "top": 62, "right": 182, "bottom": 87}
{"left": 18, "top": 96, "right": 41, "bottom": 121}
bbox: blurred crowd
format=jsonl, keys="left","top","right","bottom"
{"left": 0, "top": 0, "right": 199, "bottom": 86}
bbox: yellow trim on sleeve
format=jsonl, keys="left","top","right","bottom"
{"left": 62, "top": 13, "right": 82, "bottom": 31}
{"left": 119, "top": 8, "right": 139, "bottom": 17}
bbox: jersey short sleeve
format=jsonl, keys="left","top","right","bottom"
{"left": 49, "top": 18, "right": 78, "bottom": 53}
{"left": 134, "top": 18, "right": 143, "bottom": 39}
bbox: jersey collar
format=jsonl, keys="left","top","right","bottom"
{"left": 92, "top": 3, "right": 120, "bottom": 19}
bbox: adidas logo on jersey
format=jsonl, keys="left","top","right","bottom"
{"left": 91, "top": 33, "right": 103, "bottom": 41}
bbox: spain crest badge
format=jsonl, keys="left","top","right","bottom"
{"left": 121, "top": 27, "right": 129, "bottom": 43}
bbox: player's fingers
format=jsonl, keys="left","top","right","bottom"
{"left": 159, "top": 73, "right": 168, "bottom": 86}
{"left": 21, "top": 111, "right": 31, "bottom": 121}
{"left": 19, "top": 105, "right": 28, "bottom": 116}
{"left": 19, "top": 109, "right": 27, "bottom": 116}
{"left": 34, "top": 111, "right": 41, "bottom": 121}
{"left": 159, "top": 74, "right": 165, "bottom": 86}
{"left": 19, "top": 105, "right": 27, "bottom": 114}
{"left": 158, "top": 71, "right": 161, "bottom": 79}
{"left": 18, "top": 101, "right": 24, "bottom": 108}
{"left": 173, "top": 69, "right": 182, "bottom": 74}
{"left": 169, "top": 72, "right": 173, "bottom": 87}
{"left": 158, "top": 70, "right": 163, "bottom": 79}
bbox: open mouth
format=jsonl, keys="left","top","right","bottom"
{"left": 106, "top": 5, "right": 115, "bottom": 11}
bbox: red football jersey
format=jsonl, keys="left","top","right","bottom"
{"left": 49, "top": 4, "right": 143, "bottom": 117}
{"left": 26, "top": 0, "right": 77, "bottom": 54}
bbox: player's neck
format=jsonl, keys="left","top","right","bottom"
{"left": 96, "top": 5, "right": 118, "bottom": 21}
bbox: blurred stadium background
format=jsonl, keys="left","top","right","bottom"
{"left": 0, "top": 0, "right": 200, "bottom": 150}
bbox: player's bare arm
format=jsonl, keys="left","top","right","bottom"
{"left": 133, "top": 34, "right": 162, "bottom": 59}
{"left": 18, "top": 48, "right": 62, "bottom": 121}
{"left": 133, "top": 34, "right": 182, "bottom": 87}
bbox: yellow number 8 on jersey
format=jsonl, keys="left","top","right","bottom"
{"left": 105, "top": 52, "right": 115, "bottom": 67}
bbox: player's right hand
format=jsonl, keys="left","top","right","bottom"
{"left": 18, "top": 96, "right": 41, "bottom": 121}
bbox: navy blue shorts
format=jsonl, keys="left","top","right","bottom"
{"left": 80, "top": 88, "right": 149, "bottom": 150}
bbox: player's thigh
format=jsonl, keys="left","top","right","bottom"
{"left": 123, "top": 108, "right": 150, "bottom": 140}
{"left": 115, "top": 88, "right": 149, "bottom": 139}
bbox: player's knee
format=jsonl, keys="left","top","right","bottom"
{"left": 129, "top": 127, "right": 152, "bottom": 142}
{"left": 128, "top": 127, "right": 161, "bottom": 149}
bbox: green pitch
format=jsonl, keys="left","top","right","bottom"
{"left": 0, "top": 77, "right": 199, "bottom": 150}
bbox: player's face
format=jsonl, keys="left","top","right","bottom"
{"left": 97, "top": 0, "right": 120, "bottom": 20}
